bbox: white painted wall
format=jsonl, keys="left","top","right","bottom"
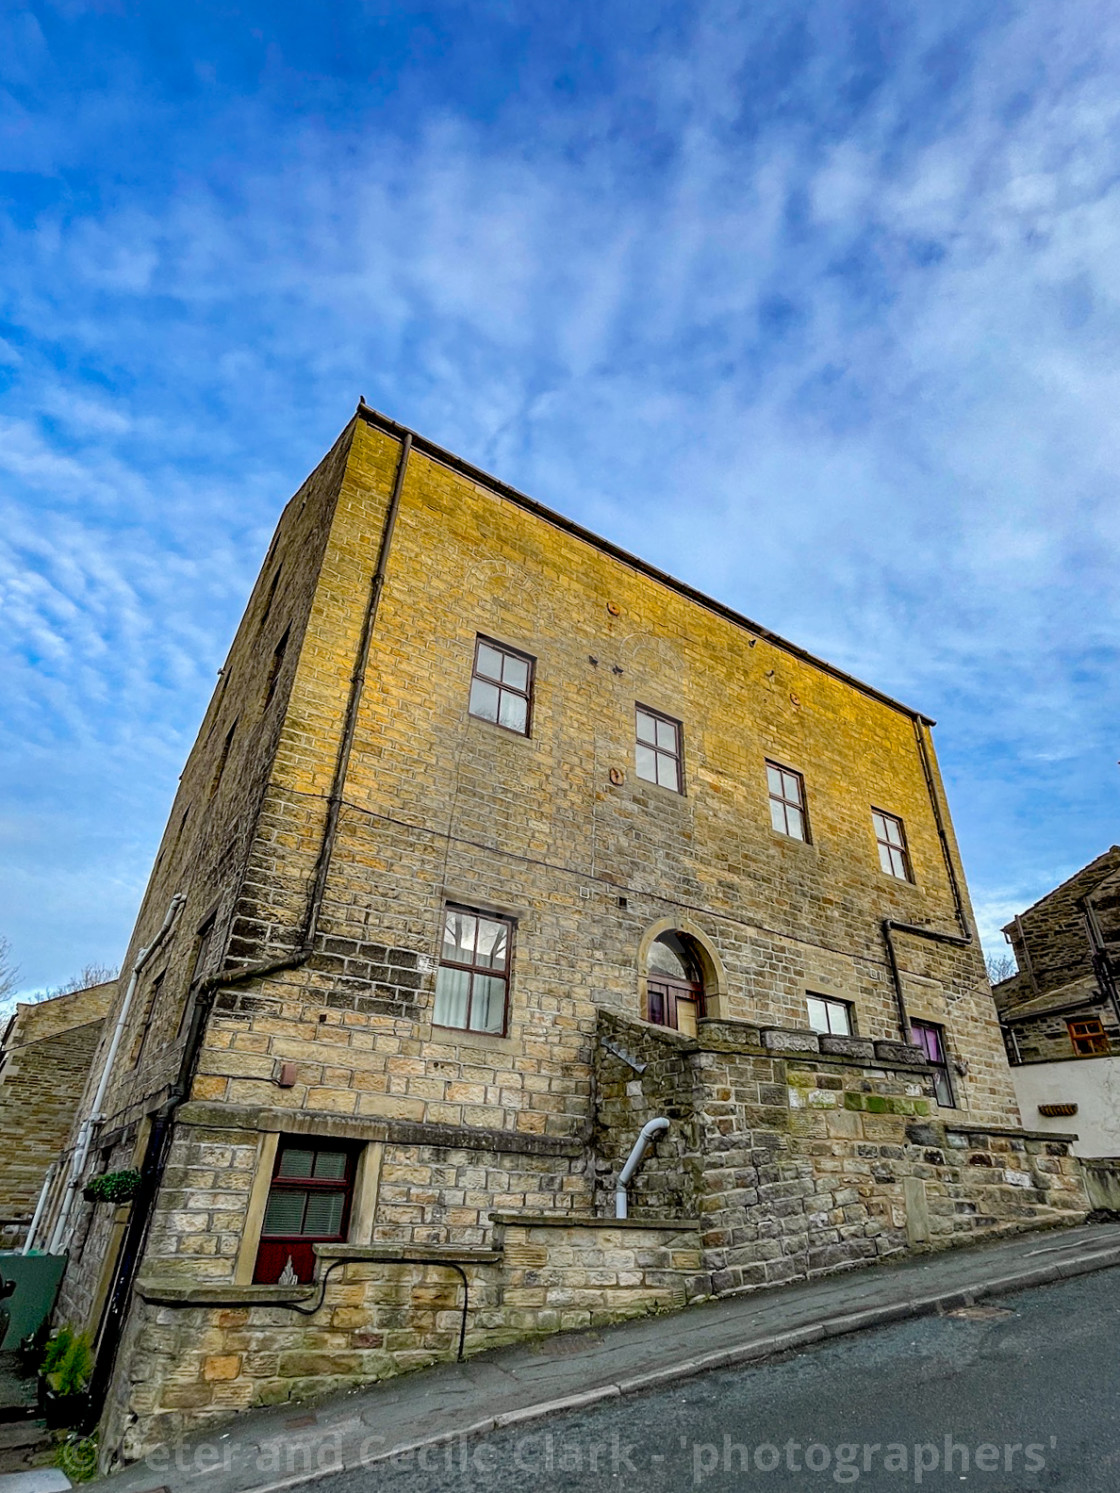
{"left": 1011, "top": 1056, "right": 1120, "bottom": 1158}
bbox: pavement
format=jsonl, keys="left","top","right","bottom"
{"left": 47, "top": 1220, "right": 1120, "bottom": 1493}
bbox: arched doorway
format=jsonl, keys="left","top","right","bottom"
{"left": 645, "top": 931, "right": 704, "bottom": 1036}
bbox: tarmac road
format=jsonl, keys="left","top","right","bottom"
{"left": 312, "top": 1266, "right": 1120, "bottom": 1493}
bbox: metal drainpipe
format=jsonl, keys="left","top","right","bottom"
{"left": 84, "top": 425, "right": 413, "bottom": 1433}
{"left": 881, "top": 720, "right": 976, "bottom": 1045}
{"left": 882, "top": 919, "right": 973, "bottom": 1048}
{"left": 1078, "top": 895, "right": 1120, "bottom": 1032}
{"left": 616, "top": 1118, "right": 669, "bottom": 1220}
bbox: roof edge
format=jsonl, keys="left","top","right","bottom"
{"left": 355, "top": 402, "right": 937, "bottom": 728}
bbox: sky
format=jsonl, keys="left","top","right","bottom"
{"left": 2, "top": 0, "right": 1118, "bottom": 998}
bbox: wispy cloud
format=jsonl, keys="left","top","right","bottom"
{"left": 2, "top": 0, "right": 1118, "bottom": 984}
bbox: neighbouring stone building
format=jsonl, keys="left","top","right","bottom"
{"left": 992, "top": 848, "right": 1120, "bottom": 1178}
{"left": 41, "top": 405, "right": 1090, "bottom": 1465}
{"left": 0, "top": 981, "right": 116, "bottom": 1249}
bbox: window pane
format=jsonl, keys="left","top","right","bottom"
{"left": 806, "top": 998, "right": 828, "bottom": 1032}
{"left": 635, "top": 743, "right": 658, "bottom": 782}
{"left": 312, "top": 1150, "right": 348, "bottom": 1180}
{"left": 649, "top": 935, "right": 690, "bottom": 979}
{"left": 676, "top": 997, "right": 698, "bottom": 1038}
{"left": 475, "top": 917, "right": 509, "bottom": 970}
{"left": 501, "top": 654, "right": 529, "bottom": 691}
{"left": 770, "top": 799, "right": 787, "bottom": 834}
{"left": 872, "top": 812, "right": 886, "bottom": 841}
{"left": 885, "top": 817, "right": 903, "bottom": 846}
{"left": 443, "top": 911, "right": 476, "bottom": 963}
{"left": 913, "top": 1023, "right": 942, "bottom": 1062}
{"left": 786, "top": 806, "right": 805, "bottom": 840}
{"left": 647, "top": 984, "right": 665, "bottom": 1025}
{"left": 263, "top": 1190, "right": 307, "bottom": 1236}
{"left": 655, "top": 718, "right": 676, "bottom": 752}
{"left": 476, "top": 644, "right": 505, "bottom": 681}
{"left": 767, "top": 765, "right": 783, "bottom": 796}
{"left": 878, "top": 844, "right": 895, "bottom": 876}
{"left": 932, "top": 1069, "right": 954, "bottom": 1107}
{"left": 499, "top": 690, "right": 528, "bottom": 732}
{"left": 470, "top": 974, "right": 507, "bottom": 1033}
{"left": 636, "top": 711, "right": 657, "bottom": 745}
{"left": 829, "top": 1002, "right": 851, "bottom": 1036}
{"left": 656, "top": 752, "right": 680, "bottom": 790}
{"left": 782, "top": 772, "right": 801, "bottom": 804}
{"left": 302, "top": 1190, "right": 346, "bottom": 1237}
{"left": 469, "top": 678, "right": 500, "bottom": 722}
{"left": 277, "top": 1148, "right": 314, "bottom": 1179}
{"left": 889, "top": 846, "right": 908, "bottom": 879}
{"left": 434, "top": 965, "right": 471, "bottom": 1028}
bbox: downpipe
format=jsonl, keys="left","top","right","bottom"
{"left": 615, "top": 1117, "right": 670, "bottom": 1220}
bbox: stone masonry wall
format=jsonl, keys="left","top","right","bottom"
{"left": 57, "top": 409, "right": 1035, "bottom": 1461}
{"left": 595, "top": 1011, "right": 1088, "bottom": 1293}
{"left": 103, "top": 1217, "right": 701, "bottom": 1463}
{"left": 0, "top": 982, "right": 114, "bottom": 1246}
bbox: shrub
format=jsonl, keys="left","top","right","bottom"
{"left": 56, "top": 1433, "right": 99, "bottom": 1482}
{"left": 47, "top": 1333, "right": 93, "bottom": 1397}
{"left": 40, "top": 1326, "right": 74, "bottom": 1377}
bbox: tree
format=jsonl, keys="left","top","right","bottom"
{"left": 40, "top": 964, "right": 118, "bottom": 998}
{"left": 985, "top": 951, "right": 1018, "bottom": 985}
{"left": 0, "top": 936, "right": 21, "bottom": 1021}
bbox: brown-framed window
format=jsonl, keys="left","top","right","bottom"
{"left": 911, "top": 1019, "right": 955, "bottom": 1107}
{"left": 253, "top": 1140, "right": 358, "bottom": 1284}
{"left": 468, "top": 638, "right": 533, "bottom": 735}
{"left": 645, "top": 932, "right": 704, "bottom": 1036}
{"left": 635, "top": 706, "right": 683, "bottom": 792}
{"left": 767, "top": 761, "right": 808, "bottom": 841}
{"left": 806, "top": 993, "right": 852, "bottom": 1036}
{"left": 872, "top": 808, "right": 912, "bottom": 881}
{"left": 433, "top": 906, "right": 513, "bottom": 1035}
{"left": 1068, "top": 1017, "right": 1110, "bottom": 1056}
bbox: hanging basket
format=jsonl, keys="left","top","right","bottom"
{"left": 82, "top": 1169, "right": 142, "bottom": 1205}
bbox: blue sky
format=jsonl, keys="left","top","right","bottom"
{"left": 2, "top": 0, "right": 1118, "bottom": 996}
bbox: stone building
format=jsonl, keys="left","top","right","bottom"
{"left": 991, "top": 847, "right": 1120, "bottom": 1166}
{"left": 43, "top": 405, "right": 1088, "bottom": 1464}
{"left": 0, "top": 980, "right": 116, "bottom": 1249}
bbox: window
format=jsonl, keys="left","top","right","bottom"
{"left": 767, "top": 762, "right": 808, "bottom": 841}
{"left": 806, "top": 994, "right": 852, "bottom": 1036}
{"left": 254, "top": 1141, "right": 357, "bottom": 1284}
{"left": 264, "top": 625, "right": 290, "bottom": 708}
{"left": 210, "top": 720, "right": 237, "bottom": 798}
{"left": 469, "top": 638, "right": 533, "bottom": 735}
{"left": 911, "top": 1020, "right": 955, "bottom": 1107}
{"left": 1068, "top": 1017, "right": 1110, "bottom": 1056}
{"left": 433, "top": 907, "right": 513, "bottom": 1035}
{"left": 130, "top": 971, "right": 164, "bottom": 1067}
{"left": 872, "top": 809, "right": 912, "bottom": 881}
{"left": 646, "top": 932, "right": 703, "bottom": 1036}
{"left": 635, "top": 706, "right": 683, "bottom": 792}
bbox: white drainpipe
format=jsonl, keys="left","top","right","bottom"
{"left": 46, "top": 893, "right": 185, "bottom": 1255}
{"left": 615, "top": 1116, "right": 670, "bottom": 1220}
{"left": 22, "top": 1161, "right": 57, "bottom": 1256}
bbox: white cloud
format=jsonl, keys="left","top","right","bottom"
{"left": 2, "top": 0, "right": 1120, "bottom": 982}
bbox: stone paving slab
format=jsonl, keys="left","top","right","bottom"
{"left": 94, "top": 1221, "right": 1120, "bottom": 1493}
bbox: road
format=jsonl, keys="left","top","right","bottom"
{"left": 313, "top": 1267, "right": 1120, "bottom": 1492}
